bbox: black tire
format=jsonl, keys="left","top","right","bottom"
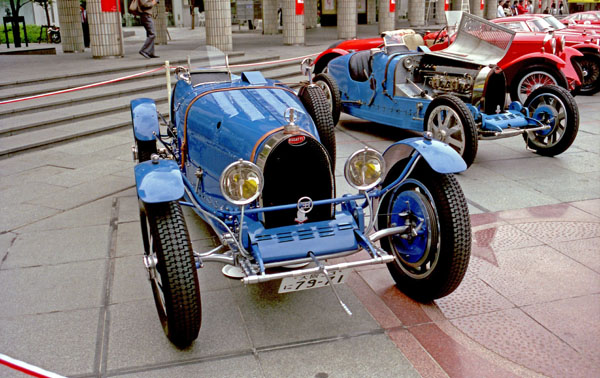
{"left": 523, "top": 85, "right": 579, "bottom": 157}
{"left": 574, "top": 52, "right": 600, "bottom": 95}
{"left": 423, "top": 94, "right": 478, "bottom": 168}
{"left": 510, "top": 64, "right": 567, "bottom": 103}
{"left": 136, "top": 140, "right": 157, "bottom": 162}
{"left": 379, "top": 163, "right": 471, "bottom": 301}
{"left": 313, "top": 73, "right": 342, "bottom": 126}
{"left": 144, "top": 200, "right": 201, "bottom": 347}
{"left": 299, "top": 85, "right": 336, "bottom": 169}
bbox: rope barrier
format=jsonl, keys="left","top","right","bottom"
{"left": 0, "top": 53, "right": 318, "bottom": 106}
{"left": 1, "top": 353, "right": 65, "bottom": 378}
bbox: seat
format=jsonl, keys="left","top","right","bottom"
{"left": 403, "top": 34, "right": 425, "bottom": 51}
{"left": 348, "top": 50, "right": 372, "bottom": 82}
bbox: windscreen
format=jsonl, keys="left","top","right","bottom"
{"left": 429, "top": 12, "right": 515, "bottom": 66}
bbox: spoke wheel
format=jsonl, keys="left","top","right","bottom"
{"left": 576, "top": 52, "right": 600, "bottom": 95}
{"left": 523, "top": 85, "right": 579, "bottom": 156}
{"left": 424, "top": 95, "right": 478, "bottom": 167}
{"left": 379, "top": 165, "right": 471, "bottom": 301}
{"left": 510, "top": 65, "right": 565, "bottom": 103}
{"left": 144, "top": 200, "right": 201, "bottom": 348}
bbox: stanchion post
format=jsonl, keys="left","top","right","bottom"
{"left": 165, "top": 61, "right": 171, "bottom": 119}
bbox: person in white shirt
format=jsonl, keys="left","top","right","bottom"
{"left": 498, "top": 0, "right": 507, "bottom": 17}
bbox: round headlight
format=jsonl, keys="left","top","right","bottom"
{"left": 344, "top": 147, "right": 386, "bottom": 191}
{"left": 220, "top": 159, "right": 264, "bottom": 206}
{"left": 551, "top": 38, "right": 556, "bottom": 55}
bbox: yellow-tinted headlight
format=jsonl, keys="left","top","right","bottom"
{"left": 220, "top": 160, "right": 263, "bottom": 205}
{"left": 344, "top": 147, "right": 385, "bottom": 191}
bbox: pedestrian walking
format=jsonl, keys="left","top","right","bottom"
{"left": 130, "top": 0, "right": 159, "bottom": 58}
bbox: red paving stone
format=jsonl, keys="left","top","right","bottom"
{"left": 349, "top": 200, "right": 600, "bottom": 377}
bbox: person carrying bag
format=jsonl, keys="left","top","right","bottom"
{"left": 129, "top": 0, "right": 159, "bottom": 58}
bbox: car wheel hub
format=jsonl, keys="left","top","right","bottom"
{"left": 390, "top": 191, "right": 431, "bottom": 266}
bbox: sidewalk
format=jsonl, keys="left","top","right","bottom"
{"left": 0, "top": 24, "right": 599, "bottom": 378}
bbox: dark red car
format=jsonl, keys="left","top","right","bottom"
{"left": 423, "top": 12, "right": 582, "bottom": 103}
{"left": 493, "top": 14, "right": 600, "bottom": 94}
{"left": 561, "top": 11, "right": 600, "bottom": 26}
{"left": 313, "top": 13, "right": 582, "bottom": 104}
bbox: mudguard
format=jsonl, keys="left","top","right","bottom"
{"left": 134, "top": 159, "right": 185, "bottom": 204}
{"left": 382, "top": 137, "right": 467, "bottom": 175}
{"left": 500, "top": 51, "right": 567, "bottom": 70}
{"left": 312, "top": 49, "right": 349, "bottom": 73}
{"left": 131, "top": 98, "right": 159, "bottom": 142}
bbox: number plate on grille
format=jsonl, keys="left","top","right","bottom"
{"left": 278, "top": 270, "right": 348, "bottom": 293}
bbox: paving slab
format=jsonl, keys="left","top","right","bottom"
{"left": 0, "top": 22, "right": 598, "bottom": 378}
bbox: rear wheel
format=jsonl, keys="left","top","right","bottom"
{"left": 144, "top": 200, "right": 201, "bottom": 347}
{"left": 379, "top": 165, "right": 471, "bottom": 301}
{"left": 523, "top": 85, "right": 579, "bottom": 157}
{"left": 510, "top": 65, "right": 566, "bottom": 103}
{"left": 423, "top": 95, "right": 478, "bottom": 168}
{"left": 299, "top": 85, "right": 336, "bottom": 170}
{"left": 575, "top": 52, "right": 600, "bottom": 95}
{"left": 313, "top": 73, "right": 342, "bottom": 126}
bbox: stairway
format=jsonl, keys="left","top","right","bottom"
{"left": 0, "top": 52, "right": 306, "bottom": 158}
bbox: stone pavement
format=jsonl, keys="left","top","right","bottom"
{"left": 1, "top": 24, "right": 599, "bottom": 378}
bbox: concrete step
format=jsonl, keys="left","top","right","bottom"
{"left": 0, "top": 57, "right": 307, "bottom": 158}
{"left": 0, "top": 53, "right": 278, "bottom": 103}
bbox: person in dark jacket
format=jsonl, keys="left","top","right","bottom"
{"left": 139, "top": 0, "right": 158, "bottom": 58}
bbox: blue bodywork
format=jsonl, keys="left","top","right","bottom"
{"left": 130, "top": 66, "right": 467, "bottom": 273}
{"left": 327, "top": 50, "right": 542, "bottom": 135}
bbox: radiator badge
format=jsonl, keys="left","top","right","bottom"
{"left": 295, "top": 196, "right": 313, "bottom": 224}
{"left": 288, "top": 135, "right": 306, "bottom": 145}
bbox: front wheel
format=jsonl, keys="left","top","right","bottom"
{"left": 143, "top": 200, "right": 201, "bottom": 347}
{"left": 523, "top": 85, "right": 579, "bottom": 156}
{"left": 423, "top": 94, "right": 478, "bottom": 168}
{"left": 379, "top": 166, "right": 471, "bottom": 301}
{"left": 313, "top": 73, "right": 342, "bottom": 126}
{"left": 575, "top": 52, "right": 600, "bottom": 95}
{"left": 510, "top": 65, "right": 566, "bottom": 103}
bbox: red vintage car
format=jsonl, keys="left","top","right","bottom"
{"left": 313, "top": 13, "right": 582, "bottom": 104}
{"left": 561, "top": 11, "right": 600, "bottom": 26}
{"left": 492, "top": 14, "right": 600, "bottom": 94}
{"left": 422, "top": 12, "right": 582, "bottom": 103}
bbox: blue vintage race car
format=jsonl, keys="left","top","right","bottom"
{"left": 313, "top": 13, "right": 579, "bottom": 167}
{"left": 130, "top": 47, "right": 471, "bottom": 347}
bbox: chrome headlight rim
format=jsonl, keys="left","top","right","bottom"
{"left": 219, "top": 159, "right": 264, "bottom": 206}
{"left": 344, "top": 147, "right": 386, "bottom": 191}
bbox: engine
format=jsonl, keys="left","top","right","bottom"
{"left": 420, "top": 64, "right": 479, "bottom": 99}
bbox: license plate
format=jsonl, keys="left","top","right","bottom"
{"left": 278, "top": 270, "right": 347, "bottom": 293}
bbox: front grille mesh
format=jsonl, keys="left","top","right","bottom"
{"left": 261, "top": 137, "right": 334, "bottom": 229}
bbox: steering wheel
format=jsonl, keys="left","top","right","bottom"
{"left": 433, "top": 26, "right": 448, "bottom": 46}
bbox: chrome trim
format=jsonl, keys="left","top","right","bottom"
{"left": 478, "top": 125, "right": 550, "bottom": 140}
{"left": 369, "top": 225, "right": 410, "bottom": 242}
{"left": 472, "top": 65, "right": 492, "bottom": 105}
{"left": 242, "top": 255, "right": 395, "bottom": 284}
{"left": 254, "top": 131, "right": 334, "bottom": 210}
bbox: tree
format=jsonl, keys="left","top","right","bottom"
{"left": 7, "top": 0, "right": 32, "bottom": 47}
